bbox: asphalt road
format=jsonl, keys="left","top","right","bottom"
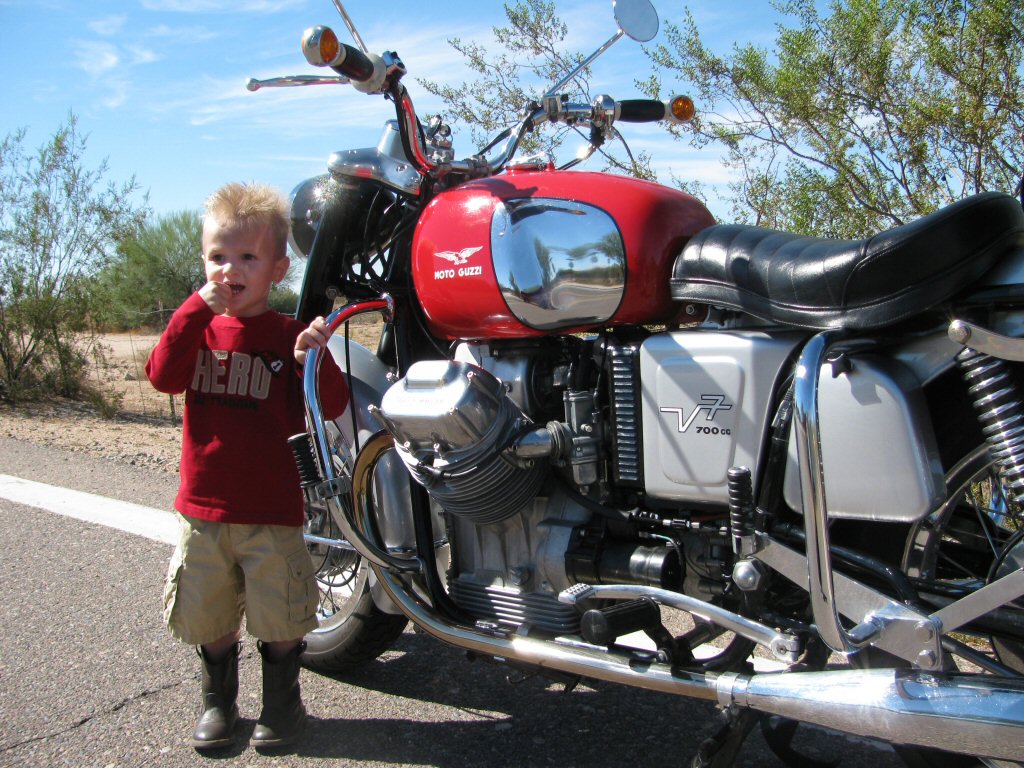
{"left": 0, "top": 436, "right": 909, "bottom": 768}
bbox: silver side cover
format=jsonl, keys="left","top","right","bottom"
{"left": 640, "top": 331, "right": 800, "bottom": 505}
{"left": 783, "top": 355, "right": 945, "bottom": 521}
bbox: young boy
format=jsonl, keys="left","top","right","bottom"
{"left": 146, "top": 182, "right": 348, "bottom": 750}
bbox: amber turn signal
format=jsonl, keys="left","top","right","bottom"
{"left": 669, "top": 95, "right": 696, "bottom": 122}
{"left": 301, "top": 25, "right": 340, "bottom": 67}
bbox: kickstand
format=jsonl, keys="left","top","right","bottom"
{"left": 690, "top": 708, "right": 760, "bottom": 768}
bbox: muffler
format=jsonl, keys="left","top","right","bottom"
{"left": 718, "top": 668, "right": 1024, "bottom": 761}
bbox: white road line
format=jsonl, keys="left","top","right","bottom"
{"left": 0, "top": 475, "right": 800, "bottom": 673}
{"left": 0, "top": 474, "right": 177, "bottom": 545}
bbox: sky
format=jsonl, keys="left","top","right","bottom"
{"left": 0, "top": 0, "right": 785, "bottom": 225}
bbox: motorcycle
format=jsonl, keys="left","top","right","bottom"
{"left": 247, "top": 1, "right": 1024, "bottom": 765}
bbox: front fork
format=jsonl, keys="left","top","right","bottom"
{"left": 299, "top": 294, "right": 424, "bottom": 576}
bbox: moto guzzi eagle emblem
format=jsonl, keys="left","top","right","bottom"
{"left": 435, "top": 246, "right": 483, "bottom": 265}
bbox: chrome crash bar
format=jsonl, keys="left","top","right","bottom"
{"left": 787, "top": 330, "right": 1024, "bottom": 666}
{"left": 301, "top": 295, "right": 421, "bottom": 575}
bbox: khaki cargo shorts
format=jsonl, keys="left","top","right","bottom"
{"left": 163, "top": 513, "right": 320, "bottom": 646}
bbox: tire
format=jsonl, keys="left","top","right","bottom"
{"left": 902, "top": 443, "right": 1024, "bottom": 676}
{"left": 301, "top": 507, "right": 408, "bottom": 674}
{"left": 869, "top": 443, "right": 1024, "bottom": 768}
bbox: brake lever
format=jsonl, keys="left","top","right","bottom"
{"left": 246, "top": 74, "right": 350, "bottom": 91}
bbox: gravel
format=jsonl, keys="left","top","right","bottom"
{"left": 1, "top": 400, "right": 182, "bottom": 474}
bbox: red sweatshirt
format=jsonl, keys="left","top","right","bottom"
{"left": 146, "top": 292, "right": 348, "bottom": 526}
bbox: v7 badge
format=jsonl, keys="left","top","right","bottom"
{"left": 660, "top": 395, "right": 733, "bottom": 434}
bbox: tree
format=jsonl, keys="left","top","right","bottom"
{"left": 268, "top": 282, "right": 299, "bottom": 316}
{"left": 0, "top": 114, "right": 147, "bottom": 402}
{"left": 102, "top": 209, "right": 306, "bottom": 329}
{"left": 102, "top": 210, "right": 205, "bottom": 328}
{"left": 644, "top": 0, "right": 1024, "bottom": 236}
{"left": 419, "top": 0, "right": 655, "bottom": 179}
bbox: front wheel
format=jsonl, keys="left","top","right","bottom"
{"left": 301, "top": 506, "right": 407, "bottom": 673}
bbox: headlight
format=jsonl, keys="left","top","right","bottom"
{"left": 289, "top": 174, "right": 339, "bottom": 259}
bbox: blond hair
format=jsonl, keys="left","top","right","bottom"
{"left": 204, "top": 182, "right": 289, "bottom": 259}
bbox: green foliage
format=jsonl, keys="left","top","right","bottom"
{"left": 268, "top": 282, "right": 299, "bottom": 316}
{"left": 420, "top": 0, "right": 577, "bottom": 155}
{"left": 99, "top": 209, "right": 204, "bottom": 329}
{"left": 419, "top": 0, "right": 656, "bottom": 179}
{"left": 265, "top": 257, "right": 302, "bottom": 316}
{"left": 645, "top": 0, "right": 1024, "bottom": 235}
{"left": 0, "top": 114, "right": 147, "bottom": 403}
{"left": 102, "top": 212, "right": 305, "bottom": 327}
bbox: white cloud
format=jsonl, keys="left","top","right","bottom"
{"left": 140, "top": 0, "right": 304, "bottom": 13}
{"left": 29, "top": 83, "right": 61, "bottom": 104}
{"left": 151, "top": 69, "right": 387, "bottom": 137}
{"left": 70, "top": 37, "right": 157, "bottom": 111}
{"left": 88, "top": 15, "right": 127, "bottom": 36}
{"left": 102, "top": 79, "right": 130, "bottom": 109}
{"left": 146, "top": 23, "right": 220, "bottom": 42}
{"left": 127, "top": 44, "right": 162, "bottom": 65}
{"left": 681, "top": 0, "right": 788, "bottom": 51}
{"left": 75, "top": 41, "right": 120, "bottom": 77}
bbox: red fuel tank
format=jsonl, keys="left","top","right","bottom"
{"left": 411, "top": 169, "right": 715, "bottom": 340}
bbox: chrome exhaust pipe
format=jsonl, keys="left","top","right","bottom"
{"left": 718, "top": 668, "right": 1024, "bottom": 761}
{"left": 376, "top": 563, "right": 1024, "bottom": 761}
{"left": 352, "top": 433, "right": 1024, "bottom": 762}
{"left": 372, "top": 564, "right": 720, "bottom": 702}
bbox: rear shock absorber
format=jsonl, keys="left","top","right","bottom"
{"left": 957, "top": 347, "right": 1024, "bottom": 503}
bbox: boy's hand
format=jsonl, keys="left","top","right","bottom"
{"left": 295, "top": 316, "right": 333, "bottom": 367}
{"left": 199, "top": 280, "right": 231, "bottom": 315}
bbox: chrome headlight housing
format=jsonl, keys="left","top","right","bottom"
{"left": 289, "top": 174, "right": 340, "bottom": 259}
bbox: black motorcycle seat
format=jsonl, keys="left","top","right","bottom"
{"left": 670, "top": 191, "right": 1024, "bottom": 330}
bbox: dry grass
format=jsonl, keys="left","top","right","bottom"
{"left": 2, "top": 317, "right": 385, "bottom": 473}
{"left": 88, "top": 316, "right": 384, "bottom": 421}
{"left": 87, "top": 331, "right": 176, "bottom": 419}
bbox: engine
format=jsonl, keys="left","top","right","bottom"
{"left": 370, "top": 339, "right": 697, "bottom": 634}
{"left": 371, "top": 359, "right": 547, "bottom": 525}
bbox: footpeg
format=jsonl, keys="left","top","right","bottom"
{"left": 558, "top": 583, "right": 596, "bottom": 604}
{"left": 581, "top": 597, "right": 660, "bottom": 645}
{"left": 559, "top": 582, "right": 803, "bottom": 663}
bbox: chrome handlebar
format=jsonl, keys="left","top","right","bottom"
{"left": 248, "top": 1, "right": 689, "bottom": 182}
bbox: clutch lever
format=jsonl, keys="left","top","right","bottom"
{"left": 246, "top": 74, "right": 349, "bottom": 91}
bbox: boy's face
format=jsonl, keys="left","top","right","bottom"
{"left": 201, "top": 216, "right": 289, "bottom": 318}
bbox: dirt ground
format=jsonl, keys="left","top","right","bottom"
{"left": 1, "top": 332, "right": 181, "bottom": 473}
{"left": 1, "top": 318, "right": 382, "bottom": 475}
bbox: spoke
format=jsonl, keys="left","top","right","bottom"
{"left": 970, "top": 496, "right": 1000, "bottom": 558}
{"left": 936, "top": 548, "right": 985, "bottom": 581}
{"left": 326, "top": 580, "right": 341, "bottom": 613}
{"left": 904, "top": 446, "right": 1024, "bottom": 676}
{"left": 975, "top": 471, "right": 1023, "bottom": 531}
{"left": 314, "top": 544, "right": 361, "bottom": 620}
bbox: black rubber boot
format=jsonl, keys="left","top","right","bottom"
{"left": 250, "top": 641, "right": 307, "bottom": 749}
{"left": 190, "top": 642, "right": 240, "bottom": 750}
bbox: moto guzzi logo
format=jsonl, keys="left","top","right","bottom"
{"left": 434, "top": 246, "right": 483, "bottom": 280}
{"left": 661, "top": 395, "right": 734, "bottom": 436}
